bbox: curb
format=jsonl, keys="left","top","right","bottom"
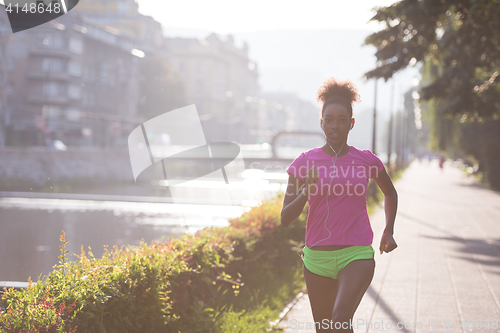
{"left": 268, "top": 290, "right": 306, "bottom": 330}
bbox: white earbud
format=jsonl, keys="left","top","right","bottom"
{"left": 350, "top": 124, "right": 353, "bottom": 130}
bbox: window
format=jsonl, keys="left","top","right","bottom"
{"left": 99, "top": 67, "right": 116, "bottom": 86}
{"left": 68, "top": 61, "right": 82, "bottom": 76}
{"left": 43, "top": 105, "right": 60, "bottom": 117}
{"left": 67, "top": 84, "right": 81, "bottom": 99}
{"left": 82, "top": 90, "right": 95, "bottom": 106}
{"left": 43, "top": 34, "right": 64, "bottom": 48}
{"left": 83, "top": 67, "right": 97, "bottom": 82}
{"left": 100, "top": 68, "right": 108, "bottom": 85}
{"left": 44, "top": 82, "right": 60, "bottom": 96}
{"left": 66, "top": 108, "right": 80, "bottom": 121}
{"left": 69, "top": 38, "right": 83, "bottom": 54}
{"left": 43, "top": 58, "right": 63, "bottom": 72}
{"left": 49, "top": 106, "right": 60, "bottom": 117}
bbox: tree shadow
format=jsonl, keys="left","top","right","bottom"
{"left": 398, "top": 212, "right": 500, "bottom": 274}
{"left": 424, "top": 234, "right": 500, "bottom": 272}
{"left": 364, "top": 286, "right": 412, "bottom": 333}
{"left": 455, "top": 177, "right": 500, "bottom": 195}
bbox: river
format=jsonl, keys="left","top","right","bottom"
{"left": 0, "top": 170, "right": 289, "bottom": 283}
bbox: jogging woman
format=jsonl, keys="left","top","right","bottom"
{"left": 281, "top": 78, "right": 398, "bottom": 332}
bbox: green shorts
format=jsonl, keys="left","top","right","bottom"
{"left": 303, "top": 245, "right": 375, "bottom": 279}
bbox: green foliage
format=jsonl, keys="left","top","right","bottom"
{"left": 366, "top": 167, "right": 405, "bottom": 216}
{"left": 216, "top": 305, "right": 281, "bottom": 333}
{"left": 0, "top": 194, "right": 307, "bottom": 333}
{"left": 365, "top": 0, "right": 500, "bottom": 189}
{"left": 365, "top": 0, "right": 500, "bottom": 120}
{"left": 463, "top": 120, "right": 500, "bottom": 190}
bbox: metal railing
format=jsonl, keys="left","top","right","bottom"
{"left": 1, "top": 281, "right": 36, "bottom": 291}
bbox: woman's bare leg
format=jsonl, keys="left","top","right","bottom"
{"left": 331, "top": 258, "right": 375, "bottom": 332}
{"left": 303, "top": 265, "right": 338, "bottom": 332}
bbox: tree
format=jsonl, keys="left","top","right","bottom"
{"left": 365, "top": 0, "right": 500, "bottom": 120}
{"left": 365, "top": 0, "right": 500, "bottom": 189}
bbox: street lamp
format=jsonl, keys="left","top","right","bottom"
{"left": 387, "top": 79, "right": 395, "bottom": 167}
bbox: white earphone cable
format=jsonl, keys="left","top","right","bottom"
{"left": 296, "top": 121, "right": 352, "bottom": 259}
{"left": 296, "top": 139, "right": 346, "bottom": 259}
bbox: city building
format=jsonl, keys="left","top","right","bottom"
{"left": 0, "top": 11, "right": 10, "bottom": 147}
{"left": 164, "top": 33, "right": 260, "bottom": 143}
{"left": 257, "top": 91, "right": 319, "bottom": 145}
{"left": 74, "top": 0, "right": 163, "bottom": 52}
{"left": 4, "top": 13, "right": 144, "bottom": 147}
{"left": 2, "top": 0, "right": 264, "bottom": 147}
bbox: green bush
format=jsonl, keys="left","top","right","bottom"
{"left": 0, "top": 194, "right": 308, "bottom": 333}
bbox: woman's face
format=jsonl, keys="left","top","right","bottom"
{"left": 321, "top": 103, "right": 354, "bottom": 145}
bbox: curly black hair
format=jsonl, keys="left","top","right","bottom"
{"left": 316, "top": 78, "right": 360, "bottom": 118}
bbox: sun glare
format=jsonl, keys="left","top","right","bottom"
{"left": 138, "top": 0, "right": 397, "bottom": 34}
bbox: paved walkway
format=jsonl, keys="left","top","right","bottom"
{"left": 278, "top": 160, "right": 500, "bottom": 332}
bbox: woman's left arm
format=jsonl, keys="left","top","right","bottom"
{"left": 373, "top": 167, "right": 398, "bottom": 254}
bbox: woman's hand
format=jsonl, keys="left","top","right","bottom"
{"left": 379, "top": 231, "right": 397, "bottom": 254}
{"left": 304, "top": 165, "right": 319, "bottom": 199}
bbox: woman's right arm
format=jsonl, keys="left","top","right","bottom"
{"left": 280, "top": 173, "right": 308, "bottom": 227}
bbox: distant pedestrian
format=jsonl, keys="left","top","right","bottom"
{"left": 439, "top": 152, "right": 445, "bottom": 170}
{"left": 281, "top": 78, "right": 398, "bottom": 332}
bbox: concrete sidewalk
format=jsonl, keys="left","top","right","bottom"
{"left": 278, "top": 161, "right": 500, "bottom": 333}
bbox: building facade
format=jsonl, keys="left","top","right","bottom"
{"left": 74, "top": 0, "right": 163, "bottom": 52}
{"left": 257, "top": 91, "right": 320, "bottom": 145}
{"left": 4, "top": 14, "right": 144, "bottom": 147}
{"left": 164, "top": 34, "right": 260, "bottom": 143}
{"left": 0, "top": 10, "right": 10, "bottom": 147}
{"left": 2, "top": 0, "right": 270, "bottom": 147}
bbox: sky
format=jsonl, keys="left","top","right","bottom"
{"left": 135, "top": 0, "right": 419, "bottom": 139}
{"left": 137, "top": 0, "right": 398, "bottom": 34}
